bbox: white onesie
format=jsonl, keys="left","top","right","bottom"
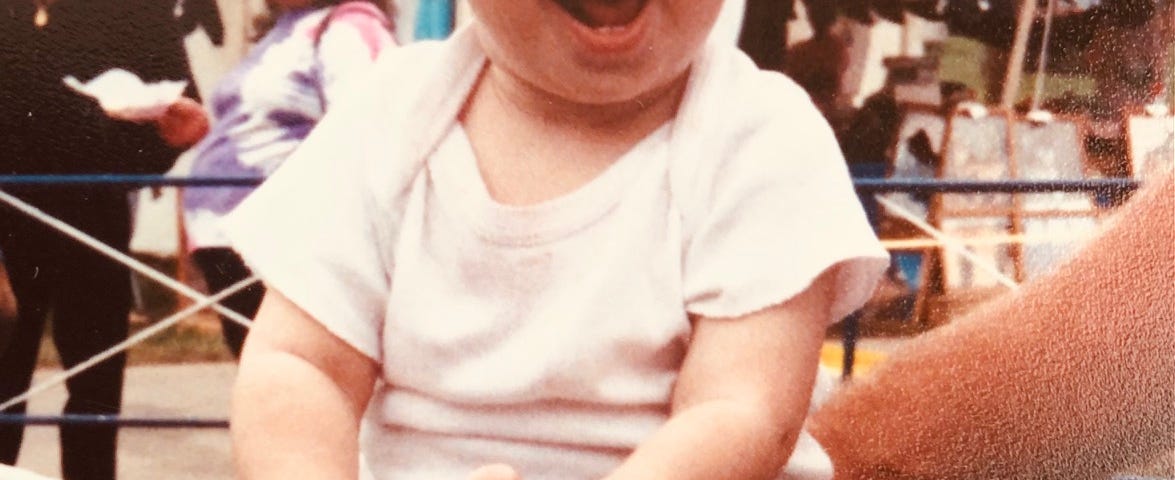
{"left": 225, "top": 25, "right": 888, "bottom": 480}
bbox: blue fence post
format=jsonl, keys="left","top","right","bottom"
{"left": 840, "top": 310, "right": 862, "bottom": 380}
{"left": 414, "top": 0, "right": 454, "bottom": 40}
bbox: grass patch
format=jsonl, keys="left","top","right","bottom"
{"left": 127, "top": 254, "right": 233, "bottom": 365}
{"left": 939, "top": 36, "right": 1097, "bottom": 105}
{"left": 941, "top": 35, "right": 1175, "bottom": 109}
{"left": 126, "top": 314, "right": 234, "bottom": 365}
{"left": 37, "top": 312, "right": 232, "bottom": 368}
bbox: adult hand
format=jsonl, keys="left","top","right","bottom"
{"left": 155, "top": 97, "right": 209, "bottom": 148}
{"left": 467, "top": 464, "right": 521, "bottom": 480}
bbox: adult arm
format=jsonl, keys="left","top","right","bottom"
{"left": 809, "top": 170, "right": 1175, "bottom": 479}
{"left": 604, "top": 269, "right": 837, "bottom": 480}
{"left": 232, "top": 289, "right": 379, "bottom": 479}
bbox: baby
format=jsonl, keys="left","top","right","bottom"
{"left": 225, "top": 0, "right": 889, "bottom": 479}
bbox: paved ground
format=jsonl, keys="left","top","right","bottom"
{"left": 15, "top": 363, "right": 235, "bottom": 480}
{"left": 10, "top": 338, "right": 909, "bottom": 480}
{"left": 17, "top": 337, "right": 1167, "bottom": 479}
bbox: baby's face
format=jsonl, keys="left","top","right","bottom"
{"left": 470, "top": 0, "right": 723, "bottom": 105}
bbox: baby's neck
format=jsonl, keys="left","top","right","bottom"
{"left": 482, "top": 65, "right": 686, "bottom": 143}
{"left": 458, "top": 65, "right": 687, "bottom": 206}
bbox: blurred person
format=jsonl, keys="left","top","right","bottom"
{"left": 737, "top": 0, "right": 795, "bottom": 72}
{"left": 808, "top": 166, "right": 1175, "bottom": 479}
{"left": 0, "top": 0, "right": 204, "bottom": 478}
{"left": 1067, "top": 0, "right": 1171, "bottom": 116}
{"left": 175, "top": 0, "right": 396, "bottom": 358}
{"left": 1083, "top": 0, "right": 1173, "bottom": 177}
{"left": 176, "top": 0, "right": 226, "bottom": 46}
{"left": 783, "top": 2, "right": 849, "bottom": 126}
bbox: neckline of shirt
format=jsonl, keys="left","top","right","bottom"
{"left": 428, "top": 122, "right": 673, "bottom": 247}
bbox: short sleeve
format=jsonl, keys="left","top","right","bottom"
{"left": 222, "top": 104, "right": 392, "bottom": 362}
{"left": 681, "top": 106, "right": 889, "bottom": 323}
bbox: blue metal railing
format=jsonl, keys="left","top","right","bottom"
{"left": 0, "top": 173, "right": 1146, "bottom": 428}
{"left": 0, "top": 413, "right": 227, "bottom": 429}
{"left": 0, "top": 174, "right": 1142, "bottom": 194}
{"left": 0, "top": 174, "right": 264, "bottom": 188}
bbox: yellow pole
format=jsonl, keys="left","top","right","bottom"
{"left": 1001, "top": 0, "right": 1037, "bottom": 109}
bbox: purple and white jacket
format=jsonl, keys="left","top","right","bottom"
{"left": 182, "top": 3, "right": 394, "bottom": 251}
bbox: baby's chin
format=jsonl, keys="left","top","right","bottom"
{"left": 543, "top": 65, "right": 690, "bottom": 110}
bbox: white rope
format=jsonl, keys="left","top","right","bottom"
{"left": 875, "top": 195, "right": 1021, "bottom": 290}
{"left": 0, "top": 275, "right": 258, "bottom": 411}
{"left": 0, "top": 189, "right": 253, "bottom": 328}
{"left": 880, "top": 229, "right": 1095, "bottom": 250}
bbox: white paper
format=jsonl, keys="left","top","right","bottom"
{"left": 63, "top": 68, "right": 188, "bottom": 122}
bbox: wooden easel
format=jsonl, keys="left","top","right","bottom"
{"left": 911, "top": 108, "right": 1101, "bottom": 323}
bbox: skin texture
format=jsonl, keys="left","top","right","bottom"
{"left": 809, "top": 169, "right": 1175, "bottom": 479}
{"left": 232, "top": 291, "right": 378, "bottom": 479}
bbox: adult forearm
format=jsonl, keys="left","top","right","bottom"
{"left": 810, "top": 174, "right": 1175, "bottom": 478}
{"left": 813, "top": 289, "right": 1175, "bottom": 479}
{"left": 605, "top": 400, "right": 801, "bottom": 480}
{"left": 232, "top": 350, "right": 366, "bottom": 479}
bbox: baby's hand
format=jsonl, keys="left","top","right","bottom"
{"left": 467, "top": 464, "right": 521, "bottom": 480}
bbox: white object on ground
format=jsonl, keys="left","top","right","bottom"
{"left": 62, "top": 68, "right": 188, "bottom": 122}
{"left": 0, "top": 464, "right": 56, "bottom": 480}
{"left": 956, "top": 101, "right": 989, "bottom": 118}
{"left": 1143, "top": 103, "right": 1170, "bottom": 117}
{"left": 1025, "top": 109, "right": 1055, "bottom": 124}
{"left": 781, "top": 429, "right": 836, "bottom": 480}
{"left": 809, "top": 364, "right": 844, "bottom": 414}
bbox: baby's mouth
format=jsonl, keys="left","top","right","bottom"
{"left": 553, "top": 0, "right": 649, "bottom": 29}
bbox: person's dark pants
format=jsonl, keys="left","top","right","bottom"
{"left": 0, "top": 201, "right": 133, "bottom": 480}
{"left": 190, "top": 247, "right": 263, "bottom": 359}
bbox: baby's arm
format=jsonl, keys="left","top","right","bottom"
{"left": 232, "top": 289, "right": 379, "bottom": 479}
{"left": 605, "top": 269, "right": 837, "bottom": 480}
